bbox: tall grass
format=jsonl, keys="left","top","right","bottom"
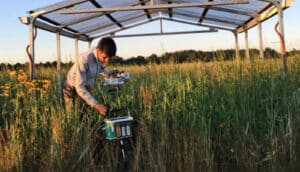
{"left": 1, "top": 57, "right": 300, "bottom": 171}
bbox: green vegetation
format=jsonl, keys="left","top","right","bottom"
{"left": 1, "top": 48, "right": 300, "bottom": 69}
{"left": 1, "top": 56, "right": 300, "bottom": 171}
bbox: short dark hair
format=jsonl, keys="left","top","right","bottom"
{"left": 97, "top": 37, "right": 117, "bottom": 58}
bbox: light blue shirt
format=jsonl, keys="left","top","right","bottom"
{"left": 66, "top": 48, "right": 109, "bottom": 107}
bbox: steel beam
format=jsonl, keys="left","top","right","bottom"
{"left": 110, "top": 29, "right": 218, "bottom": 38}
{"left": 60, "top": 0, "right": 249, "bottom": 14}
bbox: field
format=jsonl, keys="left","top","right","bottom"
{"left": 1, "top": 57, "right": 300, "bottom": 171}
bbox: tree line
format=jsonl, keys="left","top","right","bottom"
{"left": 1, "top": 48, "right": 299, "bottom": 70}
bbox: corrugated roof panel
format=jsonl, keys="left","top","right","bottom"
{"left": 217, "top": 0, "right": 269, "bottom": 13}
{"left": 42, "top": 1, "right": 97, "bottom": 25}
{"left": 69, "top": 16, "right": 113, "bottom": 32}
{"left": 173, "top": 13, "right": 199, "bottom": 23}
{"left": 202, "top": 19, "right": 237, "bottom": 29}
{"left": 174, "top": 7, "right": 204, "bottom": 16}
{"left": 206, "top": 10, "right": 250, "bottom": 25}
{"left": 29, "top": 0, "right": 69, "bottom": 12}
{"left": 23, "top": 0, "right": 293, "bottom": 41}
{"left": 120, "top": 15, "right": 149, "bottom": 26}
{"left": 88, "top": 25, "right": 120, "bottom": 37}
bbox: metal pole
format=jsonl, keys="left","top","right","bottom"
{"left": 75, "top": 37, "right": 79, "bottom": 60}
{"left": 277, "top": 2, "right": 287, "bottom": 75}
{"left": 29, "top": 22, "right": 35, "bottom": 80}
{"left": 88, "top": 40, "right": 92, "bottom": 48}
{"left": 160, "top": 19, "right": 163, "bottom": 34}
{"left": 263, "top": 0, "right": 287, "bottom": 74}
{"left": 56, "top": 32, "right": 62, "bottom": 97}
{"left": 151, "top": 0, "right": 156, "bottom": 5}
{"left": 244, "top": 29, "right": 250, "bottom": 64}
{"left": 257, "top": 20, "right": 264, "bottom": 61}
{"left": 233, "top": 32, "right": 240, "bottom": 63}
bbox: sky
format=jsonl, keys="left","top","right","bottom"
{"left": 0, "top": 0, "right": 299, "bottom": 64}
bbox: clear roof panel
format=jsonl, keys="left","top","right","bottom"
{"left": 206, "top": 10, "right": 249, "bottom": 25}
{"left": 174, "top": 7, "right": 204, "bottom": 16}
{"left": 202, "top": 19, "right": 238, "bottom": 29}
{"left": 25, "top": 0, "right": 292, "bottom": 41}
{"left": 120, "top": 15, "right": 149, "bottom": 27}
{"left": 89, "top": 25, "right": 120, "bottom": 37}
{"left": 217, "top": 0, "right": 269, "bottom": 13}
{"left": 173, "top": 13, "right": 199, "bottom": 23}
{"left": 69, "top": 16, "right": 113, "bottom": 32}
{"left": 42, "top": 1, "right": 109, "bottom": 28}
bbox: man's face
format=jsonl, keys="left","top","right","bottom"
{"left": 97, "top": 49, "right": 109, "bottom": 65}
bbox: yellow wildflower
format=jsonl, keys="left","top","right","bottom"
{"left": 17, "top": 92, "right": 25, "bottom": 97}
{"left": 0, "top": 92, "right": 9, "bottom": 97}
{"left": 8, "top": 70, "right": 16, "bottom": 77}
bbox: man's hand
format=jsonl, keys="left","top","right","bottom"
{"left": 95, "top": 104, "right": 107, "bottom": 116}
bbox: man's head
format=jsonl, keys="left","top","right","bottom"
{"left": 96, "top": 37, "right": 117, "bottom": 64}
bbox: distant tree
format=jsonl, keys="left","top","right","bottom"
{"left": 287, "top": 48, "right": 300, "bottom": 57}
{"left": 51, "top": 61, "right": 57, "bottom": 67}
{"left": 110, "top": 56, "right": 123, "bottom": 65}
{"left": 123, "top": 56, "right": 147, "bottom": 65}
{"left": 147, "top": 54, "right": 161, "bottom": 64}
{"left": 136, "top": 56, "right": 148, "bottom": 65}
{"left": 264, "top": 47, "right": 280, "bottom": 58}
{"left": 13, "top": 63, "right": 22, "bottom": 69}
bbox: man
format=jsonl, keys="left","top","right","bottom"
{"left": 63, "top": 37, "right": 116, "bottom": 117}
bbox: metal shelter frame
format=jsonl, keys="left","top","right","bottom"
{"left": 19, "top": 0, "right": 294, "bottom": 94}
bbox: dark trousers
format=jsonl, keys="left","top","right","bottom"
{"left": 63, "top": 82, "right": 90, "bottom": 122}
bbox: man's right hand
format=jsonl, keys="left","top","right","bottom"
{"left": 95, "top": 104, "right": 107, "bottom": 116}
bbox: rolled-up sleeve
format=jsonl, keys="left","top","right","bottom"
{"left": 74, "top": 62, "right": 98, "bottom": 107}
